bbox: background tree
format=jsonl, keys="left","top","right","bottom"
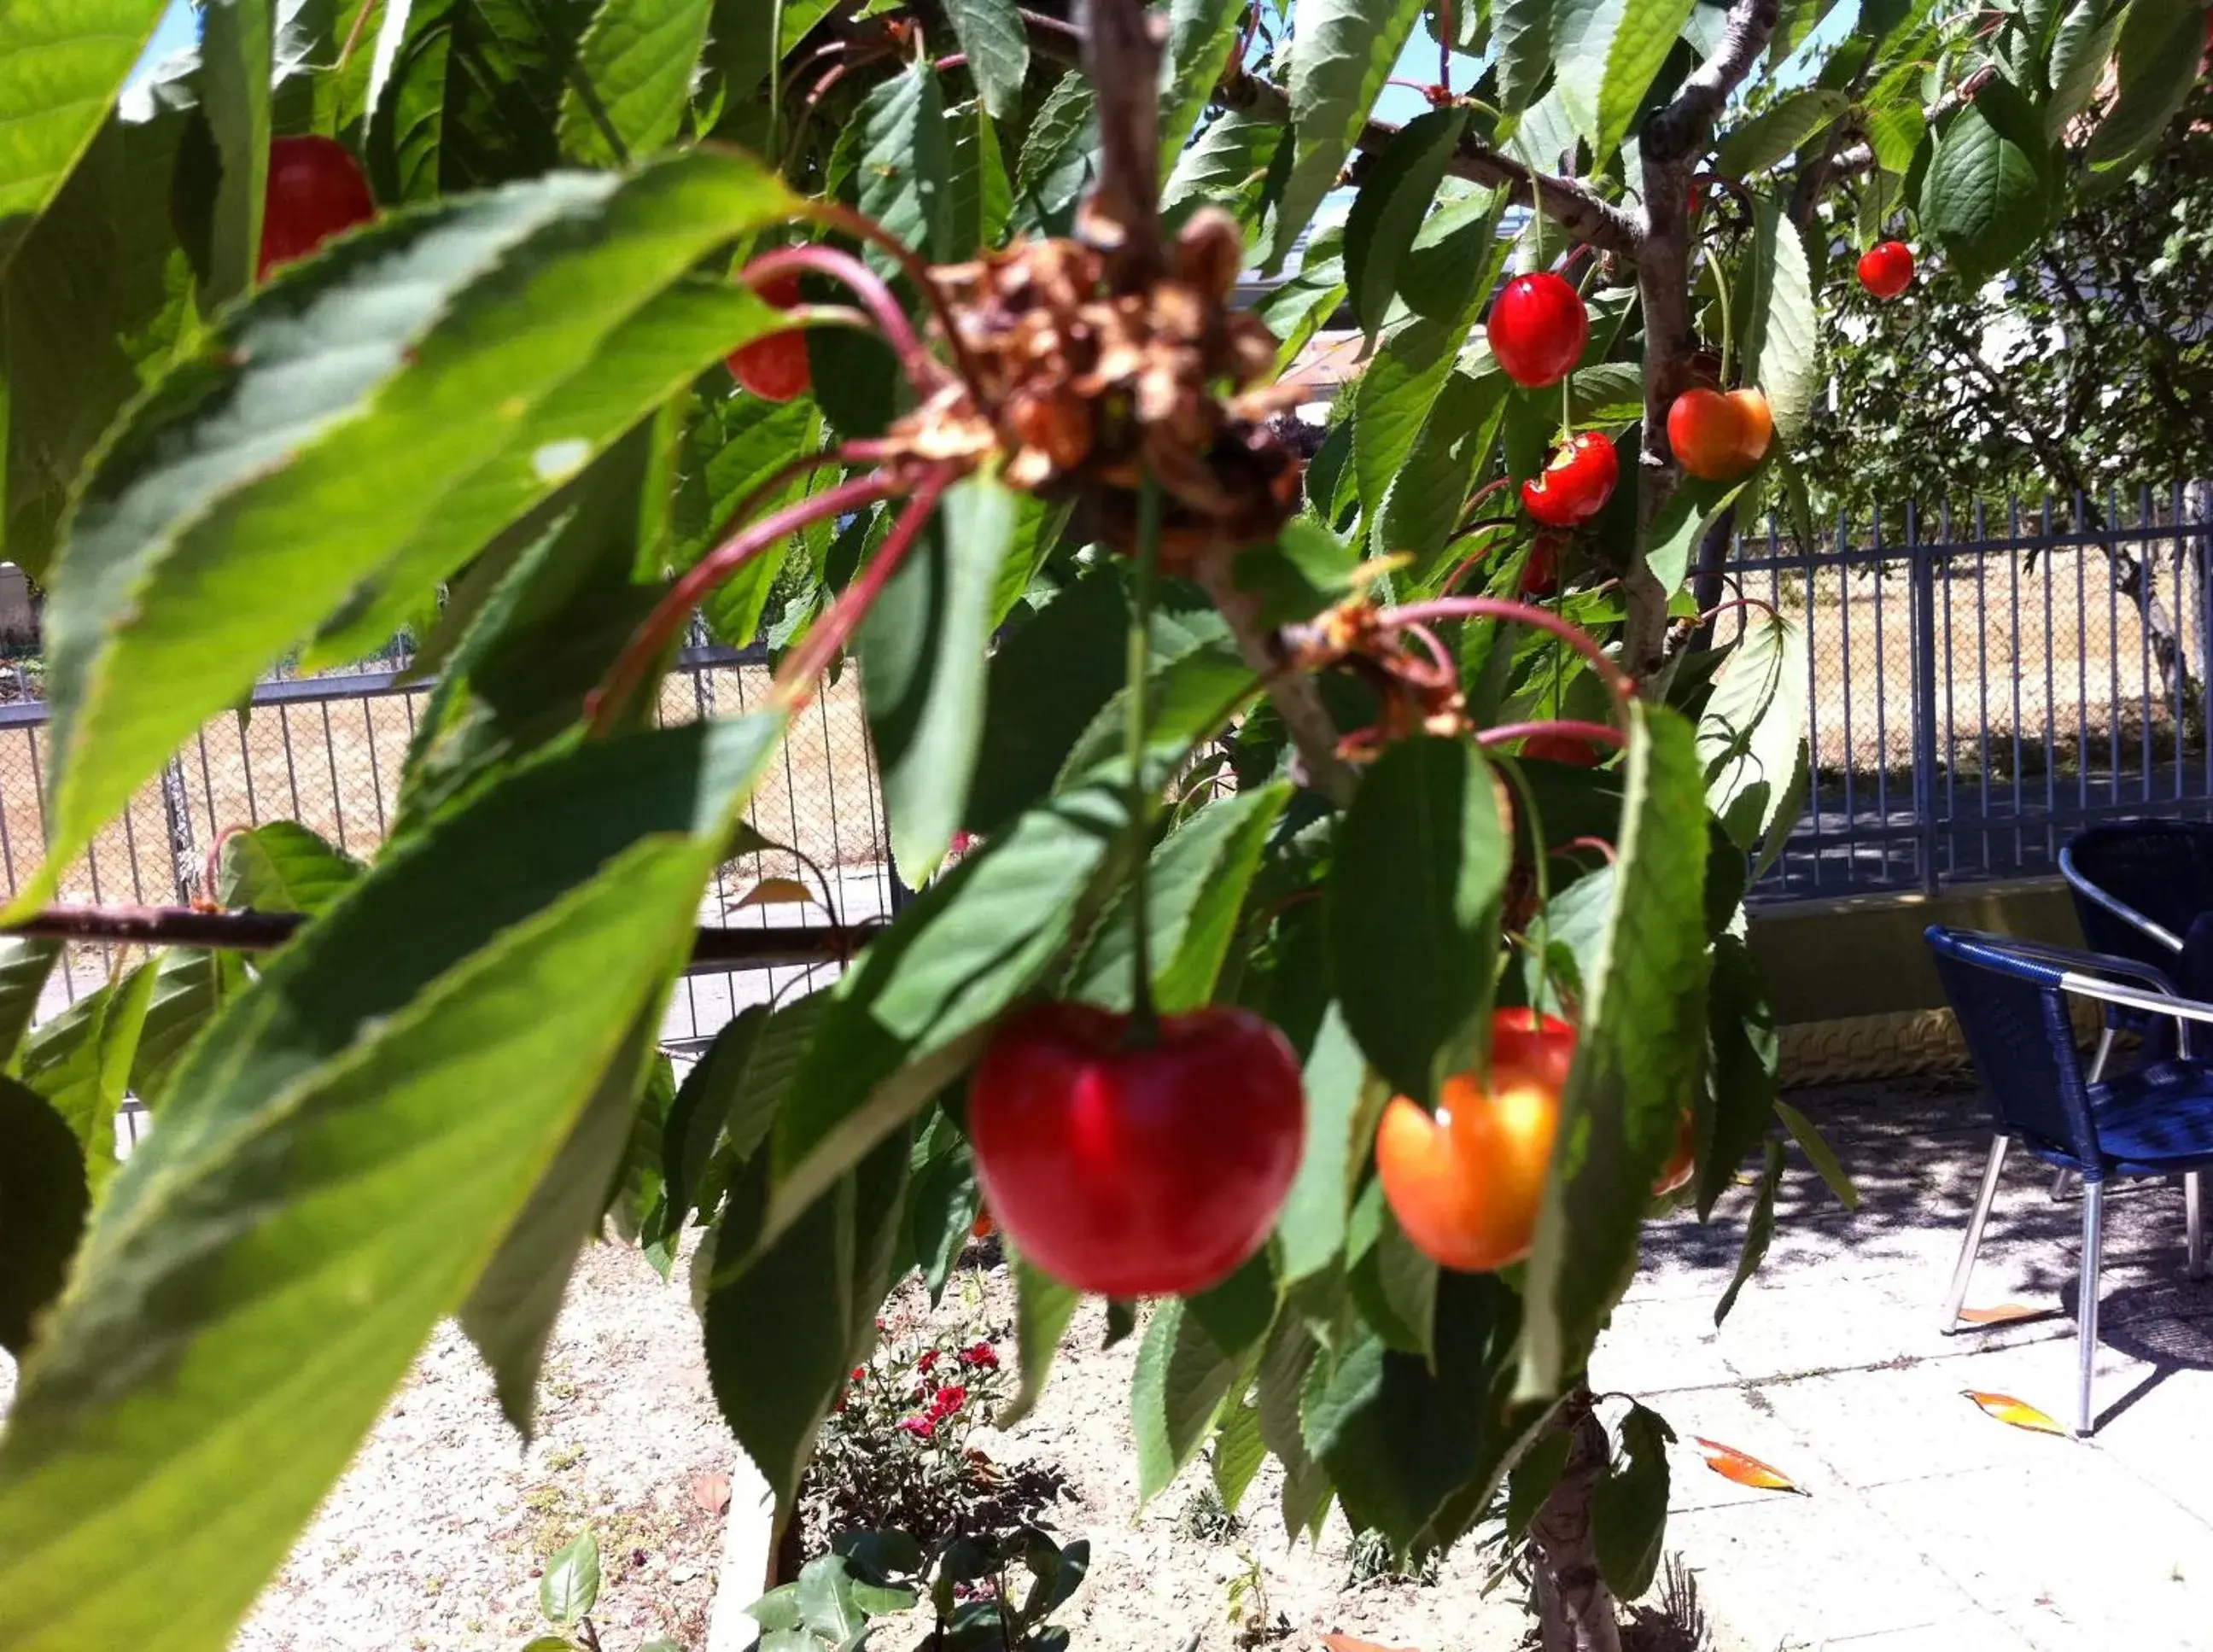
{"left": 0, "top": 4, "right": 2200, "bottom": 1652}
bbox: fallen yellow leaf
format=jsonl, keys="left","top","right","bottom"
{"left": 1957, "top": 1303, "right": 2047, "bottom": 1326}
{"left": 1693, "top": 1435, "right": 1804, "bottom": 1493}
{"left": 1963, "top": 1390, "right": 2068, "bottom": 1435}
{"left": 1321, "top": 1636, "right": 1418, "bottom": 1652}
{"left": 727, "top": 877, "right": 818, "bottom": 911}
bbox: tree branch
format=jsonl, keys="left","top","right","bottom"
{"left": 1827, "top": 65, "right": 1997, "bottom": 178}
{"left": 4, "top": 904, "right": 882, "bottom": 968}
{"left": 1625, "top": 0, "right": 1780, "bottom": 679}
{"left": 1190, "top": 552, "right": 1358, "bottom": 807}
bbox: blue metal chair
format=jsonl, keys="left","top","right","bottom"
{"left": 1925, "top": 926, "right": 2213, "bottom": 1434}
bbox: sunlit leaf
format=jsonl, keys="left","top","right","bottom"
{"left": 1963, "top": 1390, "right": 2069, "bottom": 1435}
{"left": 540, "top": 1531, "right": 602, "bottom": 1624}
{"left": 943, "top": 0, "right": 1029, "bottom": 121}
{"left": 1271, "top": 0, "right": 1426, "bottom": 264}
{"left": 2085, "top": 0, "right": 2203, "bottom": 173}
{"left": 1346, "top": 106, "right": 1468, "bottom": 343}
{"left": 559, "top": 0, "right": 718, "bottom": 165}
{"left": 1692, "top": 1434, "right": 1803, "bottom": 1491}
{"left": 1158, "top": 0, "right": 1247, "bottom": 168}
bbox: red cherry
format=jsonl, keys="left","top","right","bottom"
{"left": 1519, "top": 534, "right": 1561, "bottom": 598}
{"left": 1486, "top": 273, "right": 1590, "bottom": 389}
{"left": 968, "top": 1002, "right": 1306, "bottom": 1297}
{"left": 1666, "top": 386, "right": 1772, "bottom": 482}
{"left": 727, "top": 272, "right": 812, "bottom": 401}
{"left": 1521, "top": 432, "right": 1619, "bottom": 528}
{"left": 258, "top": 136, "right": 376, "bottom": 281}
{"left": 1857, "top": 241, "right": 1915, "bottom": 301}
{"left": 1491, "top": 1007, "right": 1577, "bottom": 1094}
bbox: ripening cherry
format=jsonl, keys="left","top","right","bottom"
{"left": 1375, "top": 1009, "right": 1577, "bottom": 1273}
{"left": 1654, "top": 1113, "right": 1696, "bottom": 1196}
{"left": 1519, "top": 533, "right": 1562, "bottom": 598}
{"left": 1521, "top": 432, "right": 1619, "bottom": 527}
{"left": 1520, "top": 730, "right": 1605, "bottom": 766}
{"left": 258, "top": 136, "right": 377, "bottom": 281}
{"left": 1856, "top": 241, "right": 1915, "bottom": 301}
{"left": 967, "top": 1002, "right": 1306, "bottom": 1297}
{"left": 1486, "top": 272, "right": 1590, "bottom": 388}
{"left": 727, "top": 272, "right": 812, "bottom": 401}
{"left": 1667, "top": 386, "right": 1774, "bottom": 481}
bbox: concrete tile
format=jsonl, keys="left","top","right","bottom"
{"left": 1821, "top": 1613, "right": 2035, "bottom": 1652}
{"left": 1590, "top": 1294, "right": 1741, "bottom": 1396}
{"left": 1863, "top": 1462, "right": 2211, "bottom": 1652}
{"left": 1746, "top": 1366, "right": 2068, "bottom": 1491}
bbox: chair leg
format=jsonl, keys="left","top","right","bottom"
{"left": 2188, "top": 1170, "right": 2206, "bottom": 1282}
{"left": 2052, "top": 1167, "right": 2076, "bottom": 1201}
{"left": 1944, "top": 1135, "right": 2010, "bottom": 1332}
{"left": 2078, "top": 1179, "right": 2105, "bottom": 1438}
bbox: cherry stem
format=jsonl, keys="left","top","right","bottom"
{"left": 1381, "top": 598, "right": 1635, "bottom": 715}
{"left": 1124, "top": 474, "right": 1165, "bottom": 1041}
{"left": 1475, "top": 718, "right": 1626, "bottom": 753}
{"left": 1438, "top": 0, "right": 1453, "bottom": 90}
{"left": 740, "top": 245, "right": 943, "bottom": 394}
{"left": 1398, "top": 618, "right": 1457, "bottom": 685}
{"left": 1437, "top": 530, "right": 1512, "bottom": 596}
{"left": 1696, "top": 594, "right": 1783, "bottom": 628}
{"left": 770, "top": 468, "right": 959, "bottom": 712}
{"left": 1702, "top": 242, "right": 1736, "bottom": 385}
{"left": 1491, "top": 751, "right": 1563, "bottom": 1019}
{"left": 804, "top": 201, "right": 988, "bottom": 405}
{"left": 769, "top": 0, "right": 786, "bottom": 137}
{"left": 1550, "top": 834, "right": 1620, "bottom": 866}
{"left": 588, "top": 468, "right": 906, "bottom": 737}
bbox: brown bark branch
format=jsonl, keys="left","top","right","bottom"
{"left": 1826, "top": 64, "right": 1997, "bottom": 179}
{"left": 3, "top": 904, "right": 882, "bottom": 968}
{"left": 1191, "top": 552, "right": 1358, "bottom": 807}
{"left": 1527, "top": 1386, "right": 1622, "bottom": 1652}
{"left": 1626, "top": 0, "right": 1780, "bottom": 680}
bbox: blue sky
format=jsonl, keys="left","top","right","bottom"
{"left": 134, "top": 0, "right": 199, "bottom": 79}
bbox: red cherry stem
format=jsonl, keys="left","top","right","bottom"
{"left": 1696, "top": 594, "right": 1783, "bottom": 629}
{"left": 1380, "top": 597, "right": 1634, "bottom": 717}
{"left": 1550, "top": 834, "right": 1619, "bottom": 867}
{"left": 804, "top": 201, "right": 990, "bottom": 408}
{"left": 1474, "top": 718, "right": 1626, "bottom": 754}
{"left": 1490, "top": 748, "right": 1564, "bottom": 1019}
{"left": 740, "top": 245, "right": 943, "bottom": 395}
{"left": 771, "top": 467, "right": 961, "bottom": 712}
{"left": 587, "top": 468, "right": 907, "bottom": 737}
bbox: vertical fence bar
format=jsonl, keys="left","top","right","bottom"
{"left": 1907, "top": 502, "right": 1940, "bottom": 894}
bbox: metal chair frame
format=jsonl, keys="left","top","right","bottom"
{"left": 1930, "top": 929, "right": 2211, "bottom": 1436}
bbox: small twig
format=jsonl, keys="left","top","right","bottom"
{"left": 1192, "top": 550, "right": 1358, "bottom": 806}
{"left": 1379, "top": 598, "right": 1636, "bottom": 712}
{"left": 1551, "top": 833, "right": 1620, "bottom": 865}
{"left": 805, "top": 201, "right": 988, "bottom": 402}
{"left": 1476, "top": 718, "right": 1626, "bottom": 752}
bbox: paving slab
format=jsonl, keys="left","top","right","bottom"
{"left": 1620, "top": 1080, "right": 2213, "bottom": 1652}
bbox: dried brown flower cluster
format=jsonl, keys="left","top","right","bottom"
{"left": 1292, "top": 595, "right": 1473, "bottom": 760}
{"left": 893, "top": 207, "right": 1305, "bottom": 571}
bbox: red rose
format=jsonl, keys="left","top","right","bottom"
{"left": 931, "top": 1384, "right": 968, "bottom": 1417}
{"left": 917, "top": 1349, "right": 939, "bottom": 1373}
{"left": 850, "top": 1366, "right": 866, "bottom": 1383}
{"left": 961, "top": 1342, "right": 999, "bottom": 1369}
{"left": 898, "top": 1416, "right": 935, "bottom": 1440}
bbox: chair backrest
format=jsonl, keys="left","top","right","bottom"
{"left": 1924, "top": 926, "right": 2101, "bottom": 1164}
{"left": 2063, "top": 821, "right": 2213, "bottom": 965}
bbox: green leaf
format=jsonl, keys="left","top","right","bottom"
{"left": 1918, "top": 71, "right": 2053, "bottom": 285}
{"left": 853, "top": 62, "right": 955, "bottom": 268}
{"left": 947, "top": 96, "right": 1014, "bottom": 259}
{"left": 1328, "top": 736, "right": 1509, "bottom": 1105}
{"left": 1013, "top": 73, "right": 1097, "bottom": 224}
{"left": 1592, "top": 1403, "right": 1674, "bottom": 1600}
{"left": 540, "top": 1532, "right": 602, "bottom": 1625}
{"left": 2047, "top": 0, "right": 2126, "bottom": 139}
{"left": 1354, "top": 313, "right": 1471, "bottom": 556}
{"left": 1212, "top": 1399, "right": 1268, "bottom": 1515}
{"left": 1645, "top": 478, "right": 1748, "bottom": 600}
{"left": 1774, "top": 1097, "right": 1860, "bottom": 1211}
{"left": 1074, "top": 784, "right": 1291, "bottom": 1014}
{"left": 0, "top": 0, "right": 172, "bottom": 269}
{"left": 312, "top": 269, "right": 797, "bottom": 667}
{"left": 199, "top": 0, "right": 275, "bottom": 309}
{"left": 0, "top": 715, "right": 785, "bottom": 1652}
{"left": 666, "top": 391, "right": 821, "bottom": 616}
{"left": 944, "top": 0, "right": 1028, "bottom": 120}
{"left": 463, "top": 1008, "right": 667, "bottom": 1435}
{"left": 1698, "top": 608, "right": 1806, "bottom": 854}
{"left": 1347, "top": 1184, "right": 1439, "bottom": 1357}
{"left": 1734, "top": 198, "right": 1818, "bottom": 444}
{"left": 1715, "top": 1136, "right": 1784, "bottom": 1324}
{"left": 705, "top": 1130, "right": 910, "bottom": 1512}
{"left": 1186, "top": 1250, "right": 1280, "bottom": 1363}
{"left": 765, "top": 785, "right": 1135, "bottom": 1242}
{"left": 1505, "top": 1431, "right": 1572, "bottom": 1538}
{"left": 1271, "top": 0, "right": 1427, "bottom": 264}
{"left": 0, "top": 940, "right": 59, "bottom": 1067}
{"left": 1495, "top": 0, "right": 1556, "bottom": 113}
{"left": 128, "top": 948, "right": 252, "bottom": 1110}
{"left": 1056, "top": 638, "right": 1252, "bottom": 791}
{"left": 1346, "top": 106, "right": 1469, "bottom": 343}
{"left": 1556, "top": 0, "right": 1701, "bottom": 162}
{"left": 0, "top": 1077, "right": 88, "bottom": 1357}
{"left": 30, "top": 151, "right": 802, "bottom": 912}
{"left": 1521, "top": 704, "right": 1708, "bottom": 1397}
{"left": 1716, "top": 88, "right": 1847, "bottom": 176}
{"left": 1303, "top": 1271, "right": 1514, "bottom": 1547}
{"left": 2, "top": 109, "right": 201, "bottom": 584}
{"left": 1385, "top": 368, "right": 1506, "bottom": 573}
{"left": 1255, "top": 1317, "right": 1331, "bottom": 1538}
{"left": 18, "top": 961, "right": 156, "bottom": 1193}
{"left": 1161, "top": 107, "right": 1281, "bottom": 228}
{"left": 1274, "top": 1005, "right": 1378, "bottom": 1285}
{"left": 967, "top": 569, "right": 1136, "bottom": 832}
{"left": 1698, "top": 930, "right": 1778, "bottom": 1219}
{"left": 1132, "top": 1296, "right": 1247, "bottom": 1502}
{"left": 904, "top": 1106, "right": 979, "bottom": 1304}
{"left": 2087, "top": 0, "right": 2203, "bottom": 171}
{"left": 559, "top": 0, "right": 717, "bottom": 165}
{"left": 999, "top": 1252, "right": 1080, "bottom": 1427}
{"left": 217, "top": 821, "right": 365, "bottom": 916}
{"left": 1159, "top": 0, "right": 1247, "bottom": 169}
{"left": 863, "top": 473, "right": 1014, "bottom": 879}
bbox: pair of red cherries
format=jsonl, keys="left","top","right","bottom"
{"left": 1486, "top": 272, "right": 1620, "bottom": 528}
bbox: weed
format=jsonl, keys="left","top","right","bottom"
{"left": 1175, "top": 1483, "right": 1241, "bottom": 1544}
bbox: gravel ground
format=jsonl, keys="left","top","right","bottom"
{"left": 231, "top": 1238, "right": 733, "bottom": 1652}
